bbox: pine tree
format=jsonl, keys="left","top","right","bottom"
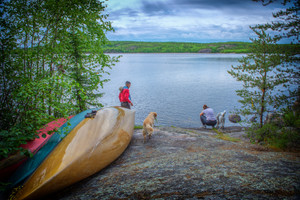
{"left": 253, "top": 0, "right": 299, "bottom": 44}
{"left": 253, "top": 0, "right": 300, "bottom": 107}
{"left": 228, "top": 27, "right": 292, "bottom": 128}
{"left": 229, "top": 0, "right": 299, "bottom": 131}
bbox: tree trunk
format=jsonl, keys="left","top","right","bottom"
{"left": 260, "top": 69, "right": 267, "bottom": 128}
{"left": 260, "top": 89, "right": 265, "bottom": 128}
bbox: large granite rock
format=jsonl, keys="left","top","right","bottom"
{"left": 50, "top": 127, "right": 300, "bottom": 200}
{"left": 229, "top": 114, "right": 242, "bottom": 123}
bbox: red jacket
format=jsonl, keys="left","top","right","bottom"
{"left": 119, "top": 87, "right": 132, "bottom": 103}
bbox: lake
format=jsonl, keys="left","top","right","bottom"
{"left": 99, "top": 53, "right": 245, "bottom": 128}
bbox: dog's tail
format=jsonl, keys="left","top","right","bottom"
{"left": 146, "top": 124, "right": 154, "bottom": 133}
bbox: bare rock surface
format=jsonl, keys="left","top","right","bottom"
{"left": 51, "top": 127, "right": 300, "bottom": 200}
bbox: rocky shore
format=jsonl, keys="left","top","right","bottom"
{"left": 49, "top": 126, "right": 299, "bottom": 199}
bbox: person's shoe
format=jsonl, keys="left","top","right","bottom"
{"left": 85, "top": 112, "right": 96, "bottom": 118}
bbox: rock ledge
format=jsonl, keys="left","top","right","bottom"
{"left": 52, "top": 127, "right": 300, "bottom": 200}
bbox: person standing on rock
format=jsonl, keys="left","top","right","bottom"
{"left": 200, "top": 104, "right": 217, "bottom": 128}
{"left": 119, "top": 81, "right": 133, "bottom": 109}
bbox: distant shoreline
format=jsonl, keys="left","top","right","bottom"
{"left": 103, "top": 41, "right": 297, "bottom": 54}
{"left": 105, "top": 52, "right": 247, "bottom": 54}
{"left": 103, "top": 41, "right": 252, "bottom": 53}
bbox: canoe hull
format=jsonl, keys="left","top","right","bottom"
{"left": 14, "top": 107, "right": 135, "bottom": 200}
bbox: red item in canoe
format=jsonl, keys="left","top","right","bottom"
{"left": 0, "top": 117, "right": 73, "bottom": 180}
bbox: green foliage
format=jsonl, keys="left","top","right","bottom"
{"left": 0, "top": 0, "right": 117, "bottom": 159}
{"left": 253, "top": 0, "right": 299, "bottom": 44}
{"left": 231, "top": 0, "right": 299, "bottom": 149}
{"left": 252, "top": 0, "right": 300, "bottom": 108}
{"left": 247, "top": 123, "right": 279, "bottom": 143}
{"left": 247, "top": 122, "right": 300, "bottom": 150}
{"left": 228, "top": 27, "right": 293, "bottom": 127}
{"left": 283, "top": 111, "right": 300, "bottom": 128}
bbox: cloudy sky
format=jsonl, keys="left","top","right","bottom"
{"left": 105, "top": 0, "right": 287, "bottom": 43}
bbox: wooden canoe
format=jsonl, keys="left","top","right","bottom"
{"left": 13, "top": 107, "right": 135, "bottom": 200}
{"left": 8, "top": 109, "right": 97, "bottom": 189}
{"left": 0, "top": 117, "right": 72, "bottom": 181}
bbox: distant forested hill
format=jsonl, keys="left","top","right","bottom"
{"left": 102, "top": 41, "right": 298, "bottom": 54}
{"left": 103, "top": 41, "right": 252, "bottom": 53}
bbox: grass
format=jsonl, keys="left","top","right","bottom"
{"left": 212, "top": 129, "right": 241, "bottom": 142}
{"left": 134, "top": 125, "right": 143, "bottom": 129}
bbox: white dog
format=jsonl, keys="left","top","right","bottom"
{"left": 216, "top": 110, "right": 226, "bottom": 129}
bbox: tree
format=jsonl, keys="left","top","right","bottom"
{"left": 228, "top": 27, "right": 290, "bottom": 128}
{"left": 252, "top": 0, "right": 299, "bottom": 44}
{"left": 229, "top": 0, "right": 299, "bottom": 147}
{"left": 0, "top": 0, "right": 117, "bottom": 159}
{"left": 63, "top": 14, "right": 118, "bottom": 112}
{"left": 253, "top": 0, "right": 300, "bottom": 107}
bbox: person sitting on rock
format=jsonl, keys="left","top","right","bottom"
{"left": 200, "top": 104, "right": 217, "bottom": 128}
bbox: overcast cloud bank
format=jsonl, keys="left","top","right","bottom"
{"left": 105, "top": 0, "right": 288, "bottom": 43}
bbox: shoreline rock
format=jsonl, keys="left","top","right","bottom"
{"left": 229, "top": 114, "right": 242, "bottom": 123}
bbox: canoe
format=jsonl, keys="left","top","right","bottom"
{"left": 8, "top": 109, "right": 98, "bottom": 189}
{"left": 13, "top": 107, "right": 135, "bottom": 200}
{"left": 0, "top": 117, "right": 72, "bottom": 181}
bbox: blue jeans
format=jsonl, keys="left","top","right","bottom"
{"left": 200, "top": 115, "right": 217, "bottom": 127}
{"left": 121, "top": 102, "right": 131, "bottom": 109}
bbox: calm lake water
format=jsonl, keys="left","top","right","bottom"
{"left": 99, "top": 53, "right": 245, "bottom": 128}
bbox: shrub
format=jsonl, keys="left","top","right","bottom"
{"left": 247, "top": 118, "right": 300, "bottom": 150}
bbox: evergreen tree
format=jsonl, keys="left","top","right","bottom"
{"left": 229, "top": 0, "right": 299, "bottom": 146}
{"left": 253, "top": 0, "right": 300, "bottom": 107}
{"left": 253, "top": 0, "right": 299, "bottom": 44}
{"left": 228, "top": 27, "right": 293, "bottom": 127}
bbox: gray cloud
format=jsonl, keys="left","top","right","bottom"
{"left": 106, "top": 0, "right": 287, "bottom": 42}
{"left": 108, "top": 8, "right": 139, "bottom": 20}
{"left": 172, "top": 0, "right": 252, "bottom": 9}
{"left": 141, "top": 0, "right": 173, "bottom": 15}
{"left": 140, "top": 0, "right": 282, "bottom": 16}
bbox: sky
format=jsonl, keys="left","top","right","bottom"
{"left": 104, "top": 0, "right": 288, "bottom": 43}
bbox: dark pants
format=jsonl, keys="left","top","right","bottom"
{"left": 121, "top": 102, "right": 131, "bottom": 109}
{"left": 200, "top": 115, "right": 217, "bottom": 127}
